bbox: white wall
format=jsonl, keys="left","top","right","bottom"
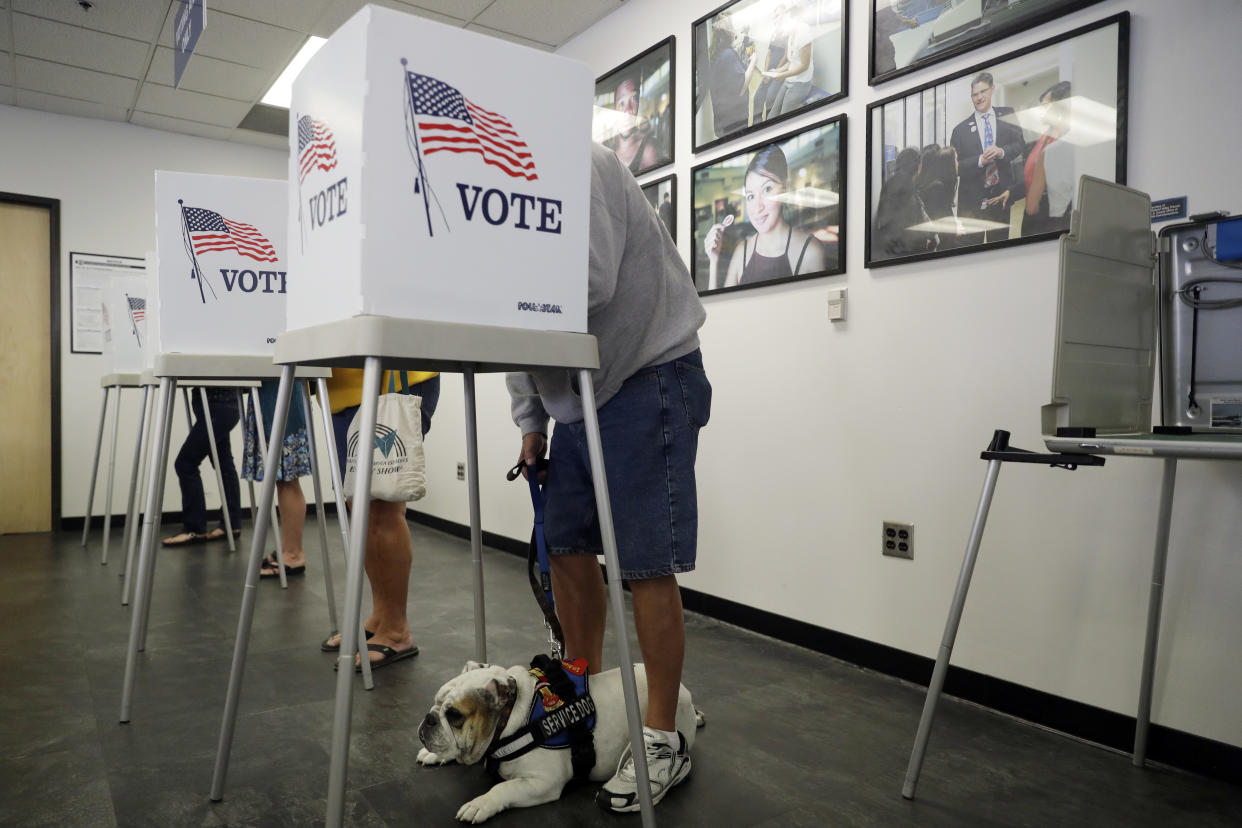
{"left": 420, "top": 0, "right": 1242, "bottom": 752}
{"left": 5, "top": 0, "right": 1239, "bottom": 752}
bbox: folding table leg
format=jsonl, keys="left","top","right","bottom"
{"left": 323, "top": 358, "right": 383, "bottom": 828}
{"left": 251, "top": 386, "right": 285, "bottom": 586}
{"left": 119, "top": 377, "right": 176, "bottom": 723}
{"left": 210, "top": 365, "right": 296, "bottom": 801}
{"left": 120, "top": 386, "right": 151, "bottom": 584}
{"left": 579, "top": 369, "right": 656, "bottom": 828}
{"left": 1133, "top": 457, "right": 1178, "bottom": 767}
{"left": 123, "top": 386, "right": 158, "bottom": 606}
{"left": 139, "top": 380, "right": 177, "bottom": 650}
{"left": 302, "top": 382, "right": 337, "bottom": 632}
{"left": 317, "top": 379, "right": 352, "bottom": 548}
{"left": 462, "top": 368, "right": 487, "bottom": 663}
{"left": 902, "top": 457, "right": 1003, "bottom": 800}
{"left": 101, "top": 385, "right": 123, "bottom": 564}
{"left": 238, "top": 390, "right": 259, "bottom": 524}
{"left": 199, "top": 387, "right": 236, "bottom": 552}
{"left": 82, "top": 386, "right": 110, "bottom": 547}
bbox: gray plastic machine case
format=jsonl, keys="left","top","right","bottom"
{"left": 1041, "top": 176, "right": 1242, "bottom": 436}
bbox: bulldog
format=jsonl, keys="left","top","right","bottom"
{"left": 417, "top": 659, "right": 698, "bottom": 823}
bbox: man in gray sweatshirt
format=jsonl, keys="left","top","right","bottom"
{"left": 507, "top": 142, "right": 711, "bottom": 812}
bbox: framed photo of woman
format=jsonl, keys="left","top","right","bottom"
{"left": 593, "top": 38, "right": 675, "bottom": 177}
{"left": 865, "top": 13, "right": 1128, "bottom": 269}
{"left": 642, "top": 174, "right": 678, "bottom": 243}
{"left": 692, "top": 0, "right": 847, "bottom": 153}
{"left": 692, "top": 114, "right": 846, "bottom": 294}
{"left": 868, "top": 0, "right": 1107, "bottom": 86}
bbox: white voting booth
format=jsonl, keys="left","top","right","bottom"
{"left": 120, "top": 172, "right": 336, "bottom": 722}
{"left": 206, "top": 8, "right": 660, "bottom": 826}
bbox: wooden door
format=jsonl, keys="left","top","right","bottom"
{"left": 0, "top": 199, "right": 56, "bottom": 533}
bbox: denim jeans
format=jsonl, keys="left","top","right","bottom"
{"left": 174, "top": 387, "right": 242, "bottom": 534}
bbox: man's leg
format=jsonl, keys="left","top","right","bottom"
{"left": 628, "top": 574, "right": 685, "bottom": 732}
{"left": 361, "top": 499, "right": 414, "bottom": 661}
{"left": 549, "top": 553, "right": 607, "bottom": 673}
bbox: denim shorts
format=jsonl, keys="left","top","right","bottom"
{"left": 544, "top": 349, "right": 711, "bottom": 580}
{"left": 332, "top": 375, "right": 440, "bottom": 479}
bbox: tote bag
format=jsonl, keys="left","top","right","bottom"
{"left": 343, "top": 371, "right": 426, "bottom": 502}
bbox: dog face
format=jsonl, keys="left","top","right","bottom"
{"left": 418, "top": 661, "right": 520, "bottom": 766}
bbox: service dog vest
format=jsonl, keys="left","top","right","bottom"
{"left": 485, "top": 656, "right": 596, "bottom": 779}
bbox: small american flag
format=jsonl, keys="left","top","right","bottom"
{"left": 127, "top": 295, "right": 146, "bottom": 324}
{"left": 406, "top": 72, "right": 537, "bottom": 181}
{"left": 298, "top": 116, "right": 338, "bottom": 183}
{"left": 182, "top": 206, "right": 279, "bottom": 262}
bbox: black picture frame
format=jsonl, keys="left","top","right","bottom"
{"left": 692, "top": 114, "right": 846, "bottom": 295}
{"left": 69, "top": 251, "right": 146, "bottom": 354}
{"left": 864, "top": 13, "right": 1128, "bottom": 269}
{"left": 692, "top": 0, "right": 848, "bottom": 154}
{"left": 641, "top": 174, "right": 678, "bottom": 244}
{"left": 868, "top": 0, "right": 1108, "bottom": 87}
{"left": 594, "top": 37, "right": 675, "bottom": 178}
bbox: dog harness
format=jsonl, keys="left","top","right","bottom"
{"left": 484, "top": 655, "right": 596, "bottom": 780}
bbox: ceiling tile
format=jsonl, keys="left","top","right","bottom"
{"left": 463, "top": 22, "right": 554, "bottom": 52}
{"left": 148, "top": 46, "right": 271, "bottom": 102}
{"left": 474, "top": 0, "right": 621, "bottom": 47}
{"left": 15, "top": 55, "right": 137, "bottom": 108}
{"left": 207, "top": 0, "right": 335, "bottom": 34}
{"left": 130, "top": 109, "right": 234, "bottom": 141}
{"left": 0, "top": 53, "right": 10, "bottom": 87}
{"left": 396, "top": 1, "right": 486, "bottom": 22}
{"left": 135, "top": 81, "right": 251, "bottom": 127}
{"left": 13, "top": 13, "right": 151, "bottom": 79}
{"left": 159, "top": 8, "right": 305, "bottom": 72}
{"left": 15, "top": 87, "right": 129, "bottom": 122}
{"left": 13, "top": 0, "right": 168, "bottom": 43}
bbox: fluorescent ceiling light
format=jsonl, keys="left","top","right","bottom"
{"left": 261, "top": 36, "right": 327, "bottom": 108}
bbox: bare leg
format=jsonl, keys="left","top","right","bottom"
{"left": 360, "top": 500, "right": 414, "bottom": 662}
{"left": 629, "top": 575, "right": 685, "bottom": 732}
{"left": 548, "top": 554, "right": 607, "bottom": 674}
{"left": 270, "top": 481, "right": 306, "bottom": 568}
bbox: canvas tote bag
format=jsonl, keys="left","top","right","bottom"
{"left": 343, "top": 371, "right": 426, "bottom": 502}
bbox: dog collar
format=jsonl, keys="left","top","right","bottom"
{"left": 484, "top": 656, "right": 596, "bottom": 779}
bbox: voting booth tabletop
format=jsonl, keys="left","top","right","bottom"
{"left": 9, "top": 526, "right": 1242, "bottom": 826}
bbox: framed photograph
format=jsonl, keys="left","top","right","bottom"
{"left": 692, "top": 0, "right": 847, "bottom": 153}
{"left": 692, "top": 114, "right": 846, "bottom": 294}
{"left": 594, "top": 37, "right": 675, "bottom": 177}
{"left": 642, "top": 174, "right": 678, "bottom": 243}
{"left": 869, "top": 0, "right": 1107, "bottom": 86}
{"left": 865, "top": 13, "right": 1128, "bottom": 269}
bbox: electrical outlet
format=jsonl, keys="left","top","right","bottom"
{"left": 883, "top": 521, "right": 914, "bottom": 559}
{"left": 456, "top": 462, "right": 465, "bottom": 481}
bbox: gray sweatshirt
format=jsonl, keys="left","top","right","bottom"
{"left": 507, "top": 143, "right": 706, "bottom": 433}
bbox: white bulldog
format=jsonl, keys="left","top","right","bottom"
{"left": 417, "top": 660, "right": 698, "bottom": 823}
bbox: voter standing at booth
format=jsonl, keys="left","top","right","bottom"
{"left": 508, "top": 142, "right": 711, "bottom": 812}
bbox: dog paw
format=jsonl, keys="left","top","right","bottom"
{"left": 457, "top": 795, "right": 502, "bottom": 823}
{"left": 417, "top": 748, "right": 452, "bottom": 766}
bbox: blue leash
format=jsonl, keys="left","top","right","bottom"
{"left": 507, "top": 458, "right": 563, "bottom": 657}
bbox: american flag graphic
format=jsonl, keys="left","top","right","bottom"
{"left": 127, "top": 295, "right": 146, "bottom": 323}
{"left": 406, "top": 72, "right": 537, "bottom": 181}
{"left": 297, "top": 116, "right": 338, "bottom": 183}
{"left": 182, "top": 206, "right": 279, "bottom": 262}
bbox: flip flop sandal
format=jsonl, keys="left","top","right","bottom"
{"left": 162, "top": 532, "right": 208, "bottom": 547}
{"left": 203, "top": 528, "right": 230, "bottom": 543}
{"left": 354, "top": 643, "right": 419, "bottom": 672}
{"left": 321, "top": 629, "right": 375, "bottom": 652}
{"left": 259, "top": 556, "right": 306, "bottom": 578}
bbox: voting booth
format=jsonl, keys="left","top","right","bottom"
{"left": 100, "top": 276, "right": 147, "bottom": 374}
{"left": 153, "top": 171, "right": 288, "bottom": 354}
{"left": 285, "top": 5, "right": 592, "bottom": 333}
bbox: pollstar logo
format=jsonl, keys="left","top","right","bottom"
{"left": 401, "top": 61, "right": 562, "bottom": 237}
{"left": 178, "top": 200, "right": 284, "bottom": 303}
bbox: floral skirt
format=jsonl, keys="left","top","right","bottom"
{"left": 241, "top": 401, "right": 311, "bottom": 482}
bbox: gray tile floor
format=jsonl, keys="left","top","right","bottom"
{"left": 3, "top": 519, "right": 1241, "bottom": 827}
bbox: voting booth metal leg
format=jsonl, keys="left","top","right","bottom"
{"left": 1134, "top": 457, "right": 1178, "bottom": 767}
{"left": 122, "top": 387, "right": 154, "bottom": 605}
{"left": 83, "top": 386, "right": 110, "bottom": 547}
{"left": 251, "top": 387, "right": 286, "bottom": 586}
{"left": 139, "top": 380, "right": 177, "bottom": 651}
{"left": 463, "top": 369, "right": 487, "bottom": 663}
{"left": 238, "top": 390, "right": 259, "bottom": 525}
{"left": 120, "top": 386, "right": 151, "bottom": 578}
{"left": 301, "top": 382, "right": 337, "bottom": 631}
{"left": 120, "top": 377, "right": 177, "bottom": 723}
{"left": 326, "top": 358, "right": 383, "bottom": 828}
{"left": 902, "top": 457, "right": 1003, "bottom": 800}
{"left": 101, "top": 385, "right": 123, "bottom": 565}
{"left": 199, "top": 387, "right": 237, "bottom": 553}
{"left": 210, "top": 365, "right": 296, "bottom": 801}
{"left": 578, "top": 369, "right": 656, "bottom": 828}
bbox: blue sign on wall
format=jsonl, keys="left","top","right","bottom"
{"left": 174, "top": 0, "right": 206, "bottom": 88}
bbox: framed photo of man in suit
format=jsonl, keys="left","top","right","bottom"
{"left": 864, "top": 13, "right": 1128, "bottom": 269}
{"left": 641, "top": 174, "right": 678, "bottom": 244}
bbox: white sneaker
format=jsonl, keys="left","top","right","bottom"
{"left": 597, "top": 727, "right": 691, "bottom": 813}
